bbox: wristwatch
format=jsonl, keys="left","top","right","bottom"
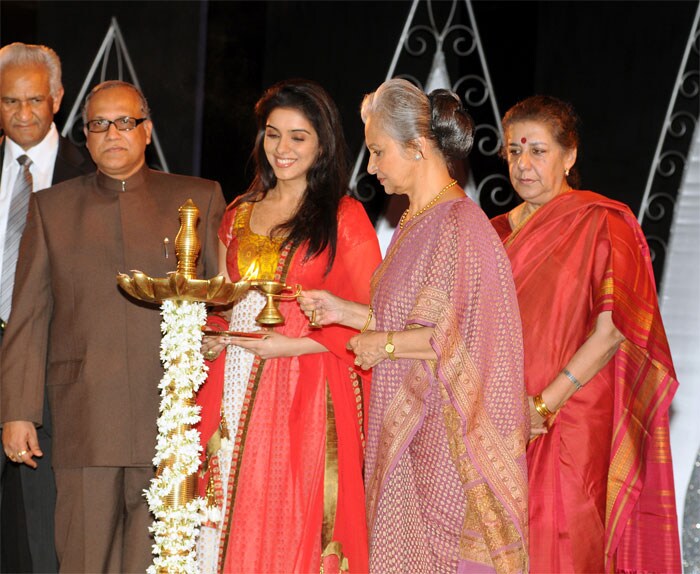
{"left": 385, "top": 331, "right": 396, "bottom": 360}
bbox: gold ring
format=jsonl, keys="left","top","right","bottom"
{"left": 354, "top": 357, "right": 362, "bottom": 366}
{"left": 16, "top": 450, "right": 27, "bottom": 458}
{"left": 204, "top": 350, "right": 217, "bottom": 361}
{"left": 7, "top": 453, "right": 16, "bottom": 462}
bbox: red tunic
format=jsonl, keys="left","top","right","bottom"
{"left": 196, "top": 196, "right": 380, "bottom": 573}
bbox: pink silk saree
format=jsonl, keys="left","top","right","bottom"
{"left": 366, "top": 197, "right": 529, "bottom": 573}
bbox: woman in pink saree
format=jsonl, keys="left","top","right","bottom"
{"left": 300, "top": 78, "right": 529, "bottom": 573}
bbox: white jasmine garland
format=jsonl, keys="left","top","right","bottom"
{"left": 145, "top": 300, "right": 209, "bottom": 573}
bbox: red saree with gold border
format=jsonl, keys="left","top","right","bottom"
{"left": 196, "top": 197, "right": 381, "bottom": 573}
{"left": 366, "top": 197, "right": 529, "bottom": 573}
{"left": 492, "top": 190, "right": 681, "bottom": 573}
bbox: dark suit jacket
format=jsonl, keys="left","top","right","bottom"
{"left": 0, "top": 163, "right": 226, "bottom": 467}
{"left": 0, "top": 135, "right": 94, "bottom": 192}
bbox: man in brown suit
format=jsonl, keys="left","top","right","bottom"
{"left": 0, "top": 80, "right": 225, "bottom": 572}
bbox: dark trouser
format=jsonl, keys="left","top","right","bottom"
{"left": 1, "top": 458, "right": 35, "bottom": 574}
{"left": 1, "top": 393, "right": 58, "bottom": 574}
{"left": 53, "top": 466, "right": 154, "bottom": 574}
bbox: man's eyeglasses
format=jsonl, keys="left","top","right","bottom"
{"left": 85, "top": 116, "right": 147, "bottom": 133}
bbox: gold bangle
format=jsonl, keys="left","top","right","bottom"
{"left": 533, "top": 394, "right": 554, "bottom": 419}
{"left": 361, "top": 305, "right": 373, "bottom": 333}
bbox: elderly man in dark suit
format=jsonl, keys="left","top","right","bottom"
{"left": 0, "top": 42, "right": 93, "bottom": 574}
{"left": 0, "top": 79, "right": 226, "bottom": 572}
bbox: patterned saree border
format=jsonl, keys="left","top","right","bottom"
{"left": 216, "top": 354, "right": 266, "bottom": 571}
{"left": 412, "top": 285, "right": 528, "bottom": 534}
{"left": 216, "top": 241, "right": 298, "bottom": 572}
{"left": 349, "top": 368, "right": 365, "bottom": 451}
{"left": 367, "top": 283, "right": 528, "bottom": 572}
{"left": 595, "top": 270, "right": 655, "bottom": 337}
{"left": 365, "top": 219, "right": 428, "bottom": 528}
{"left": 321, "top": 380, "right": 350, "bottom": 573}
{"left": 427, "top": 286, "right": 528, "bottom": 573}
{"left": 365, "top": 358, "right": 430, "bottom": 529}
{"left": 322, "top": 379, "right": 339, "bottom": 551}
{"left": 603, "top": 340, "right": 676, "bottom": 565}
{"left": 440, "top": 384, "right": 527, "bottom": 574}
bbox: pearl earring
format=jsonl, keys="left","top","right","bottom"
{"left": 415, "top": 154, "right": 421, "bottom": 160}
{"left": 565, "top": 168, "right": 570, "bottom": 176}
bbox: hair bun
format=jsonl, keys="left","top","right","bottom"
{"left": 428, "top": 89, "right": 474, "bottom": 159}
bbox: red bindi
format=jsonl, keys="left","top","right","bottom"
{"left": 520, "top": 137, "right": 527, "bottom": 144}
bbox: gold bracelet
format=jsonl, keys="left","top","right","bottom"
{"left": 533, "top": 394, "right": 554, "bottom": 419}
{"left": 361, "top": 305, "right": 373, "bottom": 333}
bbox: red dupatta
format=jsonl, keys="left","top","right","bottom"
{"left": 493, "top": 190, "right": 681, "bottom": 573}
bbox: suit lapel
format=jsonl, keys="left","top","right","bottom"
{"left": 53, "top": 137, "right": 94, "bottom": 184}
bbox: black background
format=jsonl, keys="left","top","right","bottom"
{"left": 1, "top": 0, "right": 696, "bottom": 216}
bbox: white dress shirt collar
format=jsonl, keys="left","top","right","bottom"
{"left": 0, "top": 122, "right": 61, "bottom": 246}
{"left": 3, "top": 122, "right": 60, "bottom": 185}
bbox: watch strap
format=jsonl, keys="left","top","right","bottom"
{"left": 385, "top": 331, "right": 396, "bottom": 360}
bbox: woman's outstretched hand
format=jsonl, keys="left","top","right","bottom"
{"left": 298, "top": 289, "right": 348, "bottom": 326}
{"left": 226, "top": 331, "right": 305, "bottom": 359}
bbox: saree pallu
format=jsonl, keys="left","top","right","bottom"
{"left": 196, "top": 197, "right": 381, "bottom": 573}
{"left": 492, "top": 190, "right": 681, "bottom": 573}
{"left": 366, "top": 197, "right": 529, "bottom": 574}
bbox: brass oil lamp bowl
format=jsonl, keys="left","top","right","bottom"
{"left": 117, "top": 199, "right": 250, "bottom": 304}
{"left": 250, "top": 280, "right": 302, "bottom": 326}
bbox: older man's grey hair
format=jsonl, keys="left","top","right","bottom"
{"left": 0, "top": 42, "right": 63, "bottom": 99}
{"left": 81, "top": 80, "right": 151, "bottom": 124}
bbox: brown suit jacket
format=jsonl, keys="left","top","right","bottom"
{"left": 0, "top": 135, "right": 93, "bottom": 574}
{"left": 0, "top": 163, "right": 226, "bottom": 468}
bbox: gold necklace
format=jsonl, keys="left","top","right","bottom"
{"left": 399, "top": 179, "right": 458, "bottom": 229}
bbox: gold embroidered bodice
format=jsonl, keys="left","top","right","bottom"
{"left": 233, "top": 202, "right": 284, "bottom": 280}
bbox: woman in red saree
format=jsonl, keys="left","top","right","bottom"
{"left": 491, "top": 95, "right": 682, "bottom": 573}
{"left": 300, "top": 79, "right": 529, "bottom": 573}
{"left": 195, "top": 80, "right": 381, "bottom": 573}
